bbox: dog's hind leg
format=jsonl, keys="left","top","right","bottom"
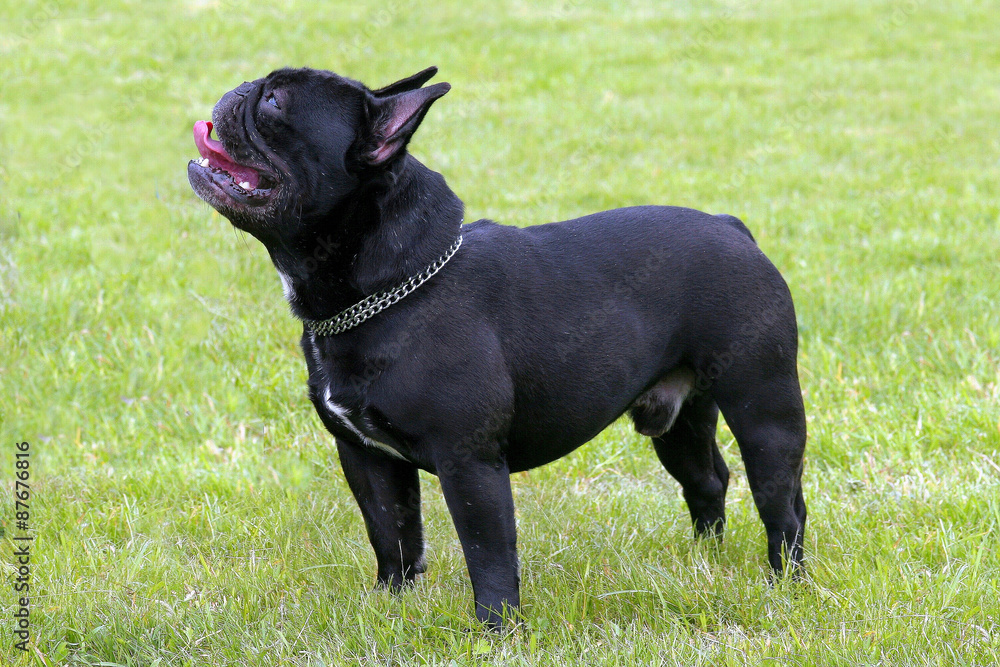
{"left": 648, "top": 392, "right": 730, "bottom": 539}
{"left": 712, "top": 372, "right": 807, "bottom": 576}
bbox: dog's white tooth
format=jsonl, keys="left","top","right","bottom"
{"left": 239, "top": 181, "right": 251, "bottom": 190}
{"left": 199, "top": 158, "right": 209, "bottom": 168}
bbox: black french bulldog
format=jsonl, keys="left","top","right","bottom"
{"left": 188, "top": 66, "right": 807, "bottom": 629}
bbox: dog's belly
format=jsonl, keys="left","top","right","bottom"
{"left": 504, "top": 369, "right": 658, "bottom": 472}
{"left": 506, "top": 426, "right": 605, "bottom": 472}
{"left": 504, "top": 367, "right": 696, "bottom": 472}
{"left": 504, "top": 402, "right": 636, "bottom": 472}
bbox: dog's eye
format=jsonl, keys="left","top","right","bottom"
{"left": 266, "top": 93, "right": 279, "bottom": 109}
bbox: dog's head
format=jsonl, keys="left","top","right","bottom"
{"left": 187, "top": 66, "right": 449, "bottom": 239}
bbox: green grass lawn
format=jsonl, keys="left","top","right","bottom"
{"left": 2, "top": 0, "right": 999, "bottom": 664}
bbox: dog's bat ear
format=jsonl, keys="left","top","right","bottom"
{"left": 363, "top": 81, "right": 450, "bottom": 166}
{"left": 372, "top": 66, "right": 438, "bottom": 97}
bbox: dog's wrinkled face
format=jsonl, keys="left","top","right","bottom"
{"left": 188, "top": 67, "right": 449, "bottom": 238}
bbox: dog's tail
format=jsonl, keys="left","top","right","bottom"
{"left": 714, "top": 214, "right": 756, "bottom": 244}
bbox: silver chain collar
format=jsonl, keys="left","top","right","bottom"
{"left": 301, "top": 234, "right": 463, "bottom": 336}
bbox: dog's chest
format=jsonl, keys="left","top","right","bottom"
{"left": 316, "top": 386, "right": 406, "bottom": 460}
{"left": 303, "top": 332, "right": 407, "bottom": 460}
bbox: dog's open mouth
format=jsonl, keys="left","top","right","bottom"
{"left": 190, "top": 120, "right": 276, "bottom": 203}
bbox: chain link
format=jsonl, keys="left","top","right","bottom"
{"left": 302, "top": 234, "right": 463, "bottom": 336}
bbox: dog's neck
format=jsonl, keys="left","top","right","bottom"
{"left": 266, "top": 154, "right": 464, "bottom": 323}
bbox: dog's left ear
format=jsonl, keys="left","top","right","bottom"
{"left": 362, "top": 81, "right": 450, "bottom": 166}
{"left": 372, "top": 66, "right": 438, "bottom": 97}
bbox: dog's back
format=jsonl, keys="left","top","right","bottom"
{"left": 452, "top": 206, "right": 793, "bottom": 468}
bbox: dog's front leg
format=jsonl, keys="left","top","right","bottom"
{"left": 336, "top": 438, "right": 425, "bottom": 590}
{"left": 437, "top": 455, "right": 519, "bottom": 629}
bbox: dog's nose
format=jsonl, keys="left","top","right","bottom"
{"left": 234, "top": 81, "right": 255, "bottom": 97}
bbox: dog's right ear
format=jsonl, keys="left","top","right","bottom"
{"left": 372, "top": 66, "right": 438, "bottom": 97}
{"left": 360, "top": 81, "right": 450, "bottom": 166}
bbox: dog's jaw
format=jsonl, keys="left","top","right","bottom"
{"left": 188, "top": 120, "right": 278, "bottom": 216}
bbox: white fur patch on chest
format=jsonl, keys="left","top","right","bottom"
{"left": 322, "top": 386, "right": 406, "bottom": 460}
{"left": 277, "top": 270, "right": 296, "bottom": 302}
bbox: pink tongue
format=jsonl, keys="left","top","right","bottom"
{"left": 193, "top": 120, "right": 259, "bottom": 190}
